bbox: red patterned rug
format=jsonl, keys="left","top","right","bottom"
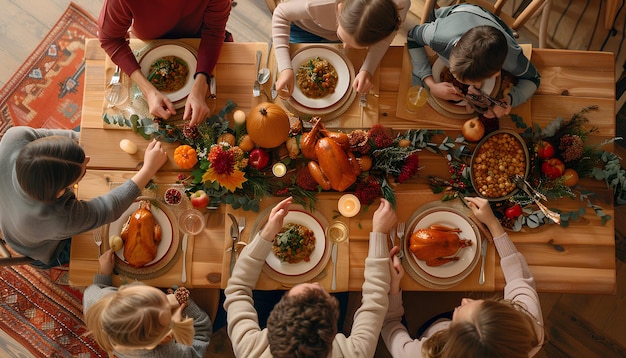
{"left": 0, "top": 2, "right": 97, "bottom": 138}
{"left": 0, "top": 3, "right": 106, "bottom": 357}
{"left": 0, "top": 265, "right": 106, "bottom": 357}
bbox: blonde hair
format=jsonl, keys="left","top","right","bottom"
{"left": 422, "top": 299, "right": 540, "bottom": 358}
{"left": 84, "top": 282, "right": 194, "bottom": 353}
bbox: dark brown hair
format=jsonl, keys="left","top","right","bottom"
{"left": 338, "top": 0, "right": 401, "bottom": 46}
{"left": 422, "top": 299, "right": 540, "bottom": 358}
{"left": 15, "top": 136, "right": 85, "bottom": 203}
{"left": 449, "top": 25, "right": 507, "bottom": 82}
{"left": 267, "top": 287, "right": 340, "bottom": 357}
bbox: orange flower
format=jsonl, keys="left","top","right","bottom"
{"left": 201, "top": 168, "right": 247, "bottom": 192}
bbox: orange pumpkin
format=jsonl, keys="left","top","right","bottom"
{"left": 246, "top": 102, "right": 289, "bottom": 148}
{"left": 174, "top": 145, "right": 198, "bottom": 169}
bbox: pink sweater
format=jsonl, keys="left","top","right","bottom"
{"left": 381, "top": 232, "right": 545, "bottom": 357}
{"left": 98, "top": 0, "right": 231, "bottom": 77}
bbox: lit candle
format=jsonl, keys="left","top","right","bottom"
{"left": 338, "top": 194, "right": 361, "bottom": 217}
{"left": 119, "top": 139, "right": 138, "bottom": 154}
{"left": 272, "top": 162, "right": 287, "bottom": 177}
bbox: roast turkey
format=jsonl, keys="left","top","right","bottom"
{"left": 120, "top": 200, "right": 162, "bottom": 268}
{"left": 409, "top": 224, "right": 472, "bottom": 267}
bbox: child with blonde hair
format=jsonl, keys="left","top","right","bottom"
{"left": 83, "top": 249, "right": 212, "bottom": 357}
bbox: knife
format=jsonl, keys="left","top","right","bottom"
{"left": 181, "top": 233, "right": 188, "bottom": 283}
{"left": 228, "top": 214, "right": 239, "bottom": 277}
{"left": 209, "top": 75, "right": 216, "bottom": 99}
{"left": 479, "top": 238, "right": 487, "bottom": 285}
{"left": 331, "top": 243, "right": 338, "bottom": 291}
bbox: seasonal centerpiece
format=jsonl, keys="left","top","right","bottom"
{"left": 148, "top": 101, "right": 427, "bottom": 212}
{"left": 429, "top": 106, "right": 621, "bottom": 230}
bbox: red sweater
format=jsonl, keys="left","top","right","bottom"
{"left": 98, "top": 0, "right": 231, "bottom": 77}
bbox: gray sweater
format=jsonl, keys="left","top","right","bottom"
{"left": 83, "top": 274, "right": 212, "bottom": 357}
{"left": 408, "top": 4, "right": 541, "bottom": 108}
{"left": 0, "top": 126, "right": 141, "bottom": 263}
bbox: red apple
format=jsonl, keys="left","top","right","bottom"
{"left": 541, "top": 158, "right": 565, "bottom": 179}
{"left": 536, "top": 140, "right": 555, "bottom": 159}
{"left": 249, "top": 148, "right": 270, "bottom": 169}
{"left": 190, "top": 190, "right": 210, "bottom": 209}
{"left": 461, "top": 118, "right": 485, "bottom": 142}
{"left": 505, "top": 204, "right": 522, "bottom": 219}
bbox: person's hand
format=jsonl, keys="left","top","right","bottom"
{"left": 98, "top": 248, "right": 116, "bottom": 275}
{"left": 183, "top": 75, "right": 211, "bottom": 126}
{"left": 276, "top": 69, "right": 294, "bottom": 99}
{"left": 145, "top": 86, "right": 177, "bottom": 119}
{"left": 353, "top": 71, "right": 373, "bottom": 94}
{"left": 491, "top": 95, "right": 511, "bottom": 118}
{"left": 142, "top": 139, "right": 168, "bottom": 174}
{"left": 260, "top": 197, "right": 293, "bottom": 241}
{"left": 372, "top": 199, "right": 397, "bottom": 234}
{"left": 465, "top": 197, "right": 505, "bottom": 237}
{"left": 388, "top": 246, "right": 404, "bottom": 295}
{"left": 425, "top": 78, "right": 464, "bottom": 102}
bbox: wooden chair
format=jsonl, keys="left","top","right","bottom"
{"left": 0, "top": 237, "right": 33, "bottom": 266}
{"left": 420, "top": 0, "right": 550, "bottom": 47}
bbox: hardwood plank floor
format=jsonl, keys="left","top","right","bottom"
{"left": 1, "top": 1, "right": 624, "bottom": 357}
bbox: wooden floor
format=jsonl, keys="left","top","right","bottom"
{"left": 1, "top": 1, "right": 625, "bottom": 357}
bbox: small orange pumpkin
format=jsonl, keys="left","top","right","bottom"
{"left": 246, "top": 102, "right": 290, "bottom": 148}
{"left": 174, "top": 145, "right": 198, "bottom": 169}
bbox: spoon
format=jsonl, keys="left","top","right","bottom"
{"left": 257, "top": 40, "right": 272, "bottom": 84}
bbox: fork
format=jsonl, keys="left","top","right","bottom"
{"left": 253, "top": 51, "right": 261, "bottom": 97}
{"left": 93, "top": 227, "right": 103, "bottom": 257}
{"left": 105, "top": 65, "right": 123, "bottom": 107}
{"left": 237, "top": 216, "right": 246, "bottom": 238}
{"left": 396, "top": 222, "right": 405, "bottom": 258}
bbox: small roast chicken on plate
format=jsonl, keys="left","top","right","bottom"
{"left": 120, "top": 200, "right": 162, "bottom": 268}
{"left": 409, "top": 224, "right": 472, "bottom": 267}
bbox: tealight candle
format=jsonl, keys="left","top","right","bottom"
{"left": 338, "top": 194, "right": 361, "bottom": 218}
{"left": 272, "top": 162, "right": 287, "bottom": 177}
{"left": 119, "top": 139, "right": 137, "bottom": 154}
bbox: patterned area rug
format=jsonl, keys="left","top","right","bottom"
{"left": 0, "top": 3, "right": 105, "bottom": 357}
{"left": 0, "top": 2, "right": 97, "bottom": 138}
{"left": 0, "top": 265, "right": 106, "bottom": 357}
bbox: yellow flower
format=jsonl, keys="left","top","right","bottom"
{"left": 202, "top": 167, "right": 247, "bottom": 192}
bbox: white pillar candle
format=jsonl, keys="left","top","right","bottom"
{"left": 119, "top": 139, "right": 138, "bottom": 154}
{"left": 338, "top": 194, "right": 361, "bottom": 217}
{"left": 272, "top": 162, "right": 287, "bottom": 177}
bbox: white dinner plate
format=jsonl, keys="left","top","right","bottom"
{"left": 291, "top": 47, "right": 350, "bottom": 109}
{"left": 108, "top": 200, "right": 175, "bottom": 267}
{"left": 265, "top": 210, "right": 327, "bottom": 276}
{"left": 409, "top": 210, "right": 478, "bottom": 278}
{"left": 431, "top": 58, "right": 497, "bottom": 106}
{"left": 139, "top": 43, "right": 198, "bottom": 108}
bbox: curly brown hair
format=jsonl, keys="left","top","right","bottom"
{"left": 267, "top": 287, "right": 340, "bottom": 357}
{"left": 449, "top": 25, "right": 507, "bottom": 83}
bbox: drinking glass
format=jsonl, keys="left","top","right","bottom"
{"left": 406, "top": 85, "right": 429, "bottom": 112}
{"left": 179, "top": 209, "right": 207, "bottom": 236}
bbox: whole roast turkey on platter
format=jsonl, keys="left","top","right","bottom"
{"left": 120, "top": 200, "right": 162, "bottom": 268}
{"left": 409, "top": 224, "right": 472, "bottom": 267}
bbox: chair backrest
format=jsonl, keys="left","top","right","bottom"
{"left": 421, "top": 0, "right": 546, "bottom": 34}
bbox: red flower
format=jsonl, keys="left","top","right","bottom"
{"left": 208, "top": 146, "right": 235, "bottom": 175}
{"left": 355, "top": 176, "right": 383, "bottom": 205}
{"left": 368, "top": 124, "right": 394, "bottom": 148}
{"left": 397, "top": 153, "right": 420, "bottom": 183}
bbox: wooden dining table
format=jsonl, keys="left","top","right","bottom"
{"left": 69, "top": 38, "right": 616, "bottom": 294}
